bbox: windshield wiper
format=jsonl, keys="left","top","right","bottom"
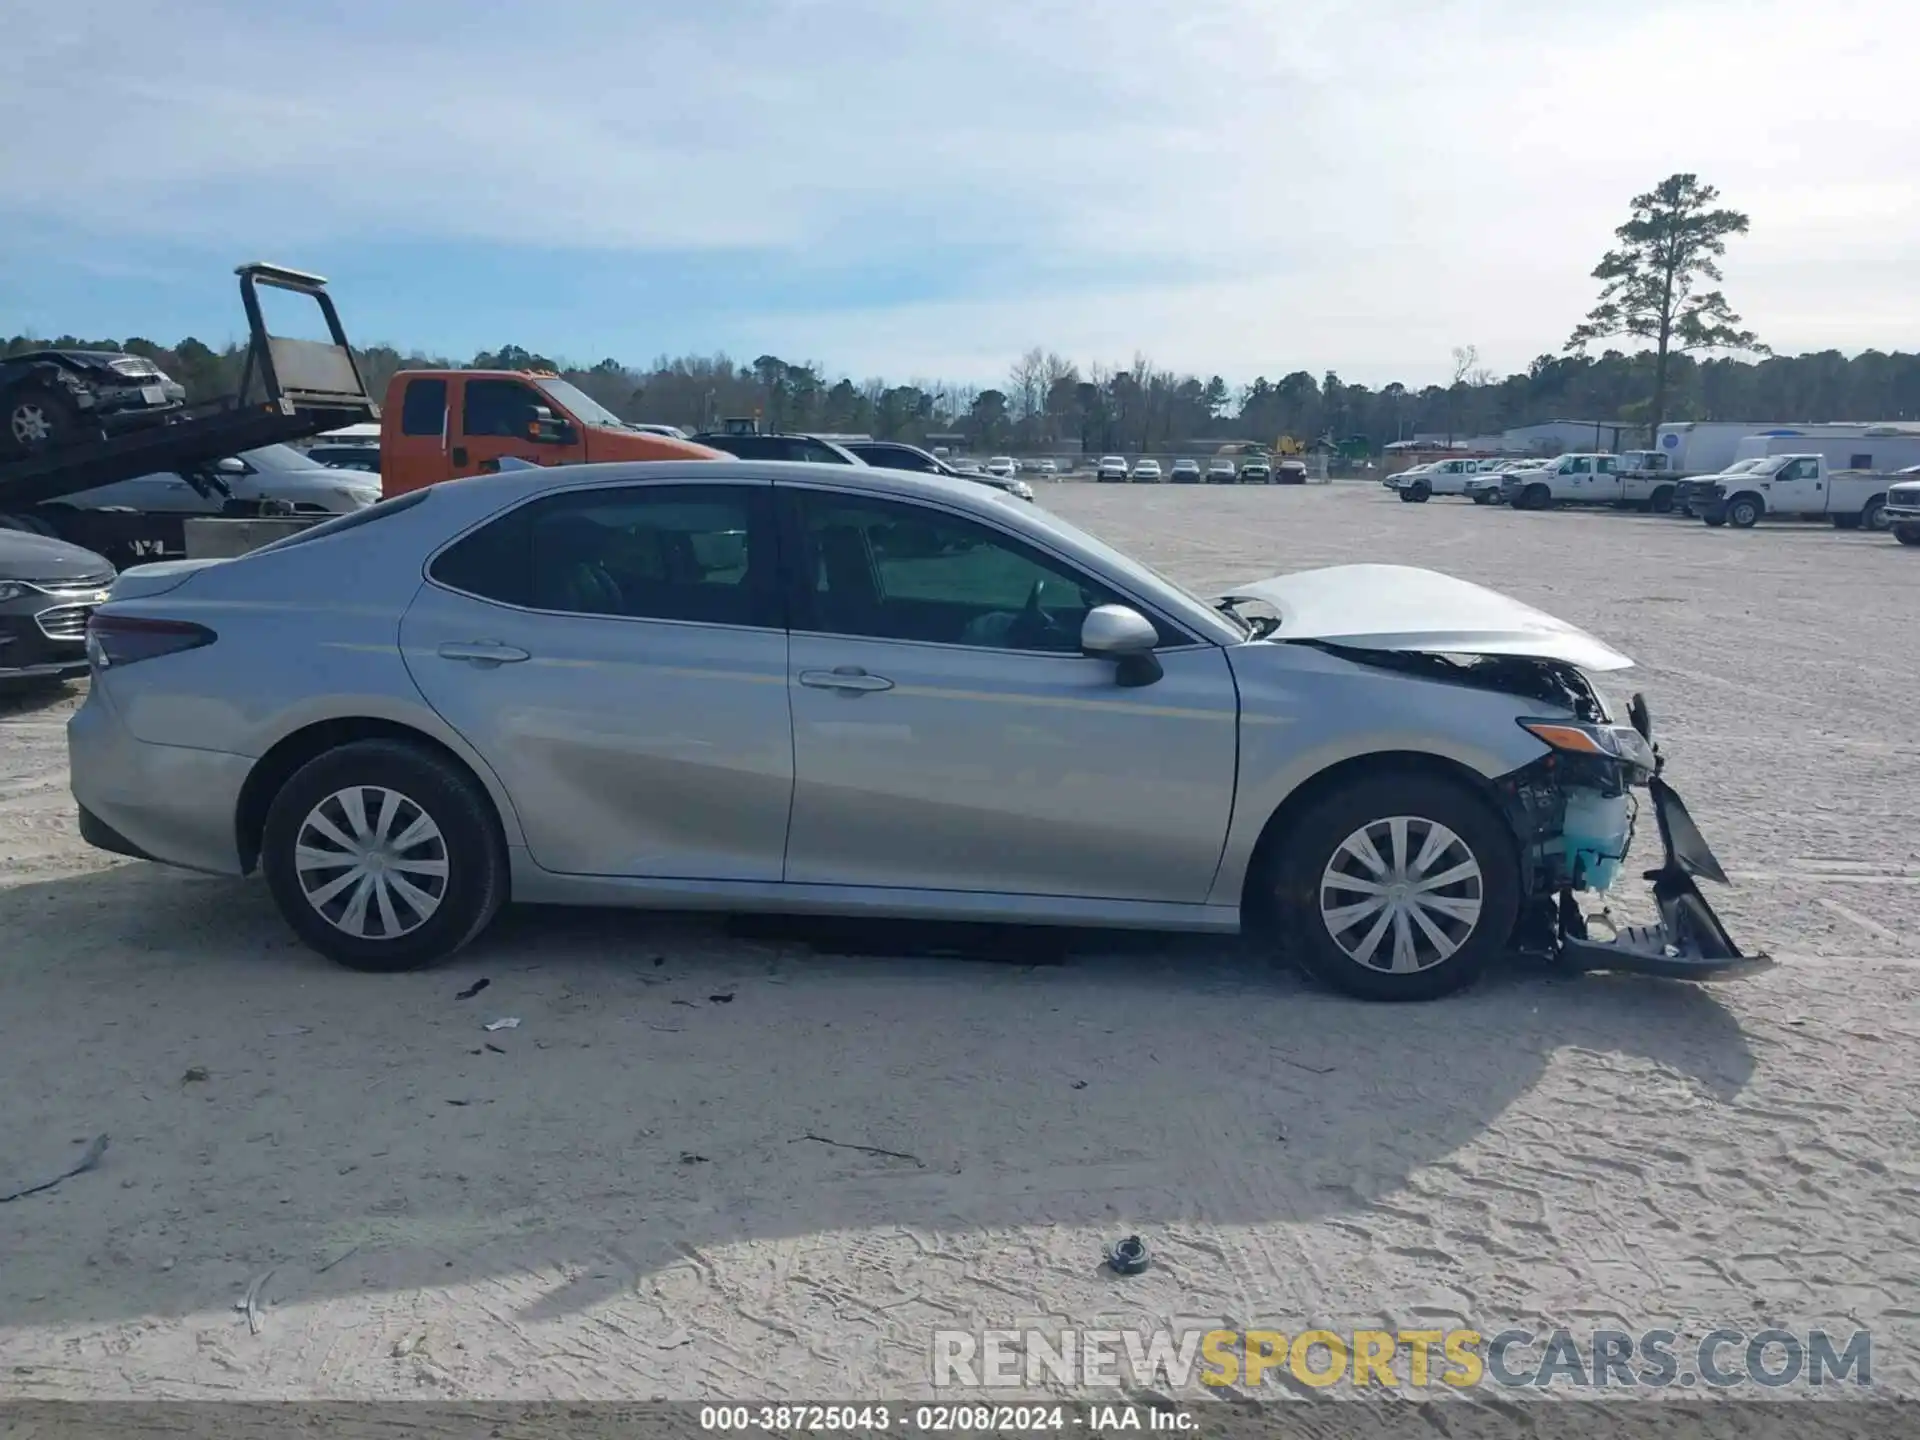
{"left": 1214, "top": 595, "right": 1278, "bottom": 640}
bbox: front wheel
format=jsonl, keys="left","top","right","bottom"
{"left": 261, "top": 740, "right": 507, "bottom": 972}
{"left": 1521, "top": 483, "right": 1551, "bottom": 511}
{"left": 1726, "top": 495, "right": 1761, "bottom": 529}
{"left": 1264, "top": 772, "right": 1519, "bottom": 1001}
{"left": 1471, "top": 491, "right": 1492, "bottom": 505}
{"left": 1896, "top": 524, "right": 1920, "bottom": 547}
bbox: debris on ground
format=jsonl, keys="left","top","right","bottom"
{"left": 1105, "top": 1235, "right": 1150, "bottom": 1276}
{"left": 485, "top": 1043, "right": 506, "bottom": 1055}
{"left": 679, "top": 1152, "right": 710, "bottom": 1165}
{"left": 708, "top": 992, "right": 736, "bottom": 1004}
{"left": 1071, "top": 1080, "right": 1088, "bottom": 1089}
{"left": 454, "top": 978, "right": 490, "bottom": 1000}
{"left": 315, "top": 1244, "right": 362, "bottom": 1275}
{"left": 235, "top": 1267, "right": 275, "bottom": 1335}
{"left": 0, "top": 1134, "right": 109, "bottom": 1204}
{"left": 265, "top": 1025, "right": 312, "bottom": 1038}
{"left": 181, "top": 1066, "right": 210, "bottom": 1083}
{"left": 482, "top": 1017, "right": 520, "bottom": 1032}
{"left": 793, "top": 1133, "right": 924, "bottom": 1167}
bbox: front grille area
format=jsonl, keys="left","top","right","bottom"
{"left": 35, "top": 604, "right": 92, "bottom": 641}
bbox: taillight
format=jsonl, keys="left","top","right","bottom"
{"left": 86, "top": 614, "right": 216, "bottom": 670}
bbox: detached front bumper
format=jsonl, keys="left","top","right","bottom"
{"left": 1503, "top": 696, "right": 1770, "bottom": 982}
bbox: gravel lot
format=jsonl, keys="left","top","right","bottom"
{"left": 2, "top": 482, "right": 1917, "bottom": 1402}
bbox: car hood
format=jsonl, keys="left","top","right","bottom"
{"left": 0, "top": 529, "right": 115, "bottom": 583}
{"left": 1220, "top": 564, "right": 1633, "bottom": 671}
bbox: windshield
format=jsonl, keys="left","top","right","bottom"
{"left": 533, "top": 377, "right": 624, "bottom": 428}
{"left": 1020, "top": 505, "right": 1239, "bottom": 640}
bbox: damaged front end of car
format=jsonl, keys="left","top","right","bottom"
{"left": 1497, "top": 690, "right": 1771, "bottom": 981}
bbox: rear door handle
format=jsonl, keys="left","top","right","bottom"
{"left": 438, "top": 641, "right": 530, "bottom": 666}
{"left": 798, "top": 667, "right": 893, "bottom": 693}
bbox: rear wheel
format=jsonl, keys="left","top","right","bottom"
{"left": 1861, "top": 497, "right": 1889, "bottom": 532}
{"left": 4, "top": 388, "right": 81, "bottom": 458}
{"left": 261, "top": 740, "right": 507, "bottom": 973}
{"left": 1649, "top": 486, "right": 1675, "bottom": 515}
{"left": 1264, "top": 773, "right": 1519, "bottom": 1001}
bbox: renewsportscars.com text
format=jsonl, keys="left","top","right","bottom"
{"left": 932, "top": 1327, "right": 1872, "bottom": 1391}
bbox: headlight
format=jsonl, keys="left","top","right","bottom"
{"left": 0, "top": 582, "right": 27, "bottom": 603}
{"left": 107, "top": 357, "right": 159, "bottom": 378}
{"left": 1521, "top": 719, "right": 1656, "bottom": 773}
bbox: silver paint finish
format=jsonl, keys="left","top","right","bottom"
{"left": 68, "top": 458, "right": 1609, "bottom": 938}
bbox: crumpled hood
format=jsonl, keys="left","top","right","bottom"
{"left": 1220, "top": 563, "right": 1634, "bottom": 671}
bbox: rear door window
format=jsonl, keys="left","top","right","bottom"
{"left": 430, "top": 484, "right": 778, "bottom": 628}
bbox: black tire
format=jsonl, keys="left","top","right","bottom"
{"left": 1471, "top": 491, "right": 1492, "bottom": 505}
{"left": 1861, "top": 497, "right": 1889, "bottom": 532}
{"left": 1522, "top": 483, "right": 1550, "bottom": 511}
{"left": 1397, "top": 488, "right": 1420, "bottom": 503}
{"left": 1649, "top": 486, "right": 1675, "bottom": 515}
{"left": 1702, "top": 509, "right": 1727, "bottom": 528}
{"left": 1896, "top": 524, "right": 1920, "bottom": 547}
{"left": 4, "top": 387, "right": 81, "bottom": 457}
{"left": 260, "top": 739, "right": 507, "bottom": 973}
{"left": 1264, "top": 771, "right": 1520, "bottom": 1001}
{"left": 1408, "top": 480, "right": 1432, "bottom": 502}
{"left": 1726, "top": 494, "right": 1761, "bottom": 529}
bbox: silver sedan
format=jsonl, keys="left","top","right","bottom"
{"left": 69, "top": 460, "right": 1761, "bottom": 1000}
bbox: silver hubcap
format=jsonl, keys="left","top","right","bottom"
{"left": 1319, "top": 815, "right": 1484, "bottom": 973}
{"left": 294, "top": 785, "right": 449, "bottom": 939}
{"left": 11, "top": 404, "right": 50, "bottom": 444}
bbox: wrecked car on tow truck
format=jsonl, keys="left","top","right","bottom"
{"left": 67, "top": 460, "right": 1765, "bottom": 1000}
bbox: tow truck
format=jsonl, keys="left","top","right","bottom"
{"left": 0, "top": 263, "right": 379, "bottom": 569}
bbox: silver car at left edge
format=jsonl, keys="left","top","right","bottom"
{"left": 67, "top": 459, "right": 1767, "bottom": 1000}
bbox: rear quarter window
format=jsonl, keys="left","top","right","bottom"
{"left": 249, "top": 487, "right": 432, "bottom": 554}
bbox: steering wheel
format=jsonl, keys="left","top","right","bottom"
{"left": 1010, "top": 579, "right": 1075, "bottom": 650}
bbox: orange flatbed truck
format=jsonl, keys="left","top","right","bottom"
{"left": 379, "top": 368, "right": 723, "bottom": 497}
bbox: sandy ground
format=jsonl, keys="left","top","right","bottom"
{"left": 2, "top": 482, "right": 1918, "bottom": 1402}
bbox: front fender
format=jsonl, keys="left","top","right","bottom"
{"left": 1207, "top": 642, "right": 1552, "bottom": 909}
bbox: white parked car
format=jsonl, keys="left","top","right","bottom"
{"left": 1095, "top": 455, "right": 1130, "bottom": 483}
{"left": 986, "top": 456, "right": 1018, "bottom": 479}
{"left": 1130, "top": 459, "right": 1163, "bottom": 483}
{"left": 1036, "top": 459, "right": 1058, "bottom": 477}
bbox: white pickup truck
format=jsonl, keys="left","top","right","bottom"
{"left": 1694, "top": 453, "right": 1894, "bottom": 531}
{"left": 1391, "top": 456, "right": 1501, "bottom": 501}
{"left": 1500, "top": 453, "right": 1678, "bottom": 511}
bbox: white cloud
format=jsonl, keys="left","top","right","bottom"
{"left": 3, "top": 0, "right": 1915, "bottom": 383}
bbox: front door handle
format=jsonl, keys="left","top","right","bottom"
{"left": 438, "top": 641, "right": 531, "bottom": 667}
{"left": 451, "top": 446, "right": 469, "bottom": 466}
{"left": 798, "top": 667, "right": 894, "bottom": 693}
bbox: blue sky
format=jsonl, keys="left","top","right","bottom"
{"left": 3, "top": 0, "right": 1914, "bottom": 387}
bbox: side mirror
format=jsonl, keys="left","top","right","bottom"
{"left": 214, "top": 456, "right": 247, "bottom": 475}
{"left": 525, "top": 406, "right": 576, "bottom": 445}
{"left": 1081, "top": 604, "right": 1163, "bottom": 688}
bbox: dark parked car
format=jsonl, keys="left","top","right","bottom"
{"left": 842, "top": 441, "right": 1034, "bottom": 500}
{"left": 0, "top": 525, "right": 115, "bottom": 684}
{"left": 688, "top": 432, "right": 865, "bottom": 465}
{"left": 1275, "top": 459, "right": 1309, "bottom": 484}
{"left": 2, "top": 350, "right": 187, "bottom": 458}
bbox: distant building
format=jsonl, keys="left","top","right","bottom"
{"left": 1450, "top": 420, "right": 1626, "bottom": 454}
